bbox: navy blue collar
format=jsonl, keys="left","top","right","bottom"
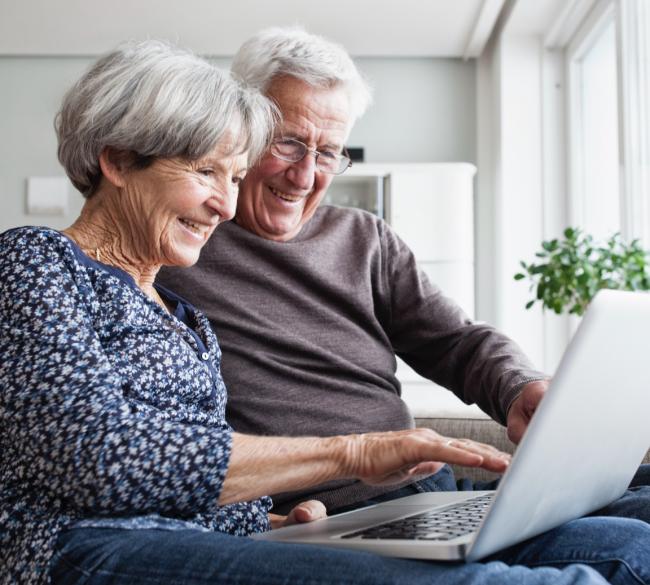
{"left": 60, "top": 231, "right": 197, "bottom": 327}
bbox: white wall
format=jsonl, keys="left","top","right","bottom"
{"left": 0, "top": 55, "right": 476, "bottom": 233}
{"left": 0, "top": 57, "right": 90, "bottom": 233}
{"left": 476, "top": 3, "right": 572, "bottom": 374}
{"left": 476, "top": 7, "right": 547, "bottom": 369}
{"left": 350, "top": 58, "right": 476, "bottom": 163}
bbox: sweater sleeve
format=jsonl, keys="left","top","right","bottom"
{"left": 0, "top": 229, "right": 233, "bottom": 516}
{"left": 379, "top": 222, "right": 547, "bottom": 424}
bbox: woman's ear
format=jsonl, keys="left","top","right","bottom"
{"left": 98, "top": 147, "right": 129, "bottom": 189}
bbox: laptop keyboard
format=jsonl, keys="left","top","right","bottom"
{"left": 340, "top": 493, "right": 495, "bottom": 541}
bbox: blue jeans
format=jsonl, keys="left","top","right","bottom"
{"left": 51, "top": 523, "right": 639, "bottom": 585}
{"left": 49, "top": 466, "right": 650, "bottom": 585}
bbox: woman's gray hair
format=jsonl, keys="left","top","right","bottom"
{"left": 56, "top": 40, "right": 276, "bottom": 197}
{"left": 231, "top": 26, "right": 372, "bottom": 122}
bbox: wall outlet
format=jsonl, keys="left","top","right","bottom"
{"left": 26, "top": 176, "right": 69, "bottom": 216}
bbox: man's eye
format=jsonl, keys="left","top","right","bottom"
{"left": 232, "top": 176, "right": 244, "bottom": 185}
{"left": 319, "top": 151, "right": 337, "bottom": 160}
{"left": 198, "top": 168, "right": 214, "bottom": 176}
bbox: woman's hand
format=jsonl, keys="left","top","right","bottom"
{"left": 269, "top": 500, "right": 327, "bottom": 529}
{"left": 341, "top": 428, "right": 511, "bottom": 487}
{"left": 220, "top": 430, "right": 510, "bottom": 505}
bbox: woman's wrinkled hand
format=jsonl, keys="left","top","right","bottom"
{"left": 269, "top": 499, "right": 328, "bottom": 530}
{"left": 341, "top": 428, "right": 511, "bottom": 487}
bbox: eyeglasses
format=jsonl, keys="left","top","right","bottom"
{"left": 270, "top": 138, "right": 352, "bottom": 175}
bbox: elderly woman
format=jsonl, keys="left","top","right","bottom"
{"left": 0, "top": 40, "right": 532, "bottom": 585}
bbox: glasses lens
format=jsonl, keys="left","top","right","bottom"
{"left": 271, "top": 138, "right": 305, "bottom": 162}
{"left": 316, "top": 153, "right": 340, "bottom": 174}
{"left": 271, "top": 139, "right": 351, "bottom": 174}
{"left": 318, "top": 153, "right": 351, "bottom": 175}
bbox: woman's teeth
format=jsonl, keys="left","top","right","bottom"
{"left": 270, "top": 187, "right": 302, "bottom": 203}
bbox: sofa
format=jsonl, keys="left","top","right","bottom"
{"left": 414, "top": 414, "right": 650, "bottom": 483}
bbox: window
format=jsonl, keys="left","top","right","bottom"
{"left": 539, "top": 0, "right": 650, "bottom": 363}
{"left": 618, "top": 0, "right": 650, "bottom": 246}
{"left": 566, "top": 0, "right": 650, "bottom": 245}
{"left": 567, "top": 4, "right": 620, "bottom": 240}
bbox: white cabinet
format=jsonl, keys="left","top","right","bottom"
{"left": 328, "top": 163, "right": 486, "bottom": 418}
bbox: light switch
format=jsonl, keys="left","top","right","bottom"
{"left": 26, "top": 176, "right": 69, "bottom": 216}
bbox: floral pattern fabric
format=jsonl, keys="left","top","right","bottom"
{"left": 0, "top": 227, "right": 271, "bottom": 585}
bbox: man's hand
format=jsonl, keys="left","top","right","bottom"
{"left": 506, "top": 380, "right": 549, "bottom": 444}
{"left": 269, "top": 500, "right": 327, "bottom": 530}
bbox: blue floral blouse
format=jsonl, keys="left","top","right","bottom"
{"left": 0, "top": 227, "right": 272, "bottom": 585}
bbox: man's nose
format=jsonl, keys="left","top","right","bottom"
{"left": 286, "top": 152, "right": 317, "bottom": 191}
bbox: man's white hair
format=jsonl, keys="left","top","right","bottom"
{"left": 231, "top": 26, "right": 372, "bottom": 121}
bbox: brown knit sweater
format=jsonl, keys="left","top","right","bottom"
{"left": 158, "top": 206, "right": 545, "bottom": 513}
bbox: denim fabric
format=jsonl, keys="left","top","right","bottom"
{"left": 49, "top": 466, "right": 650, "bottom": 585}
{"left": 50, "top": 527, "right": 612, "bottom": 585}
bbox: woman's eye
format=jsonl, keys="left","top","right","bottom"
{"left": 198, "top": 168, "right": 214, "bottom": 176}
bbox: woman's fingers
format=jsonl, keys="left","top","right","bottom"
{"left": 354, "top": 429, "right": 511, "bottom": 486}
{"left": 441, "top": 437, "right": 511, "bottom": 472}
{"left": 406, "top": 461, "right": 447, "bottom": 478}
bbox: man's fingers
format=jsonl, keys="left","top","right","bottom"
{"left": 507, "top": 420, "right": 525, "bottom": 444}
{"left": 506, "top": 380, "right": 549, "bottom": 444}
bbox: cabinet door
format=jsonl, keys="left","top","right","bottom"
{"left": 324, "top": 175, "right": 385, "bottom": 217}
{"left": 388, "top": 167, "right": 474, "bottom": 262}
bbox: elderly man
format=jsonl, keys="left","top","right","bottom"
{"left": 158, "top": 27, "right": 548, "bottom": 514}
{"left": 157, "top": 30, "right": 650, "bottom": 582}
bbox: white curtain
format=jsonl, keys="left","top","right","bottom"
{"left": 618, "top": 0, "right": 650, "bottom": 245}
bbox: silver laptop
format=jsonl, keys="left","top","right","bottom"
{"left": 255, "top": 289, "right": 650, "bottom": 561}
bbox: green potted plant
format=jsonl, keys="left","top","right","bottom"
{"left": 514, "top": 227, "right": 650, "bottom": 316}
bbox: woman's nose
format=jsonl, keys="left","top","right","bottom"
{"left": 207, "top": 185, "right": 237, "bottom": 221}
{"left": 223, "top": 185, "right": 239, "bottom": 220}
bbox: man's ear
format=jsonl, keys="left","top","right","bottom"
{"left": 98, "top": 147, "right": 129, "bottom": 189}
